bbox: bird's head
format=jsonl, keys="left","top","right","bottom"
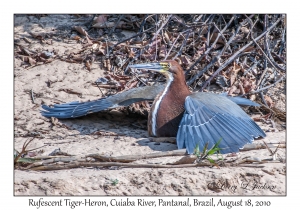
{"left": 129, "top": 60, "right": 184, "bottom": 80}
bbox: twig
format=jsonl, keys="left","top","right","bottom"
{"left": 108, "top": 14, "right": 124, "bottom": 36}
{"left": 278, "top": 24, "right": 286, "bottom": 56}
{"left": 173, "top": 30, "right": 191, "bottom": 59}
{"left": 87, "top": 14, "right": 96, "bottom": 30}
{"left": 14, "top": 138, "right": 43, "bottom": 164}
{"left": 30, "top": 89, "right": 35, "bottom": 104}
{"left": 264, "top": 29, "right": 286, "bottom": 71}
{"left": 95, "top": 83, "right": 105, "bottom": 97}
{"left": 239, "top": 142, "right": 285, "bottom": 152}
{"left": 30, "top": 161, "right": 212, "bottom": 171}
{"left": 138, "top": 14, "right": 149, "bottom": 33}
{"left": 87, "top": 149, "right": 186, "bottom": 163}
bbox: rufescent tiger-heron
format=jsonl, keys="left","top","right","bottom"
{"left": 41, "top": 60, "right": 266, "bottom": 154}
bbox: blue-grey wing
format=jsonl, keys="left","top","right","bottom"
{"left": 177, "top": 92, "right": 266, "bottom": 154}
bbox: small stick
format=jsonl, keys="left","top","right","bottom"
{"left": 30, "top": 161, "right": 212, "bottom": 171}
{"left": 239, "top": 142, "right": 285, "bottom": 152}
{"left": 87, "top": 149, "right": 186, "bottom": 163}
{"left": 108, "top": 14, "right": 124, "bottom": 36}
{"left": 30, "top": 89, "right": 35, "bottom": 104}
{"left": 95, "top": 83, "right": 105, "bottom": 97}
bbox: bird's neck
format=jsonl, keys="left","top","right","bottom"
{"left": 149, "top": 74, "right": 191, "bottom": 137}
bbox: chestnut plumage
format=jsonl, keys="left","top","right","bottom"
{"left": 129, "top": 60, "right": 266, "bottom": 154}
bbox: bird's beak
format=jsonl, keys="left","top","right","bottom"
{"left": 129, "top": 62, "right": 164, "bottom": 73}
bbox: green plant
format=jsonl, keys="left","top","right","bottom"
{"left": 193, "top": 138, "right": 223, "bottom": 164}
{"left": 110, "top": 179, "right": 119, "bottom": 186}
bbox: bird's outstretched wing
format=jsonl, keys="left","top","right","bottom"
{"left": 41, "top": 99, "right": 114, "bottom": 118}
{"left": 41, "top": 85, "right": 165, "bottom": 119}
{"left": 177, "top": 92, "right": 266, "bottom": 154}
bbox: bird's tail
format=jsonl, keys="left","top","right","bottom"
{"left": 220, "top": 93, "right": 260, "bottom": 106}
{"left": 227, "top": 96, "right": 260, "bottom": 106}
{"left": 41, "top": 99, "right": 113, "bottom": 118}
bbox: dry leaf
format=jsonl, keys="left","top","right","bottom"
{"left": 74, "top": 26, "right": 89, "bottom": 37}
{"left": 127, "top": 80, "right": 139, "bottom": 89}
{"left": 229, "top": 62, "right": 242, "bottom": 86}
{"left": 228, "top": 85, "right": 237, "bottom": 95}
{"left": 238, "top": 82, "right": 245, "bottom": 95}
{"left": 51, "top": 117, "right": 58, "bottom": 126}
{"left": 163, "top": 32, "right": 171, "bottom": 44}
{"left": 210, "top": 32, "right": 225, "bottom": 45}
{"left": 264, "top": 95, "right": 274, "bottom": 108}
{"left": 28, "top": 57, "right": 36, "bottom": 66}
{"left": 96, "top": 47, "right": 106, "bottom": 55}
{"left": 241, "top": 77, "right": 256, "bottom": 93}
{"left": 94, "top": 15, "right": 108, "bottom": 24}
{"left": 159, "top": 44, "right": 166, "bottom": 58}
{"left": 70, "top": 54, "right": 84, "bottom": 62}
{"left": 128, "top": 49, "right": 135, "bottom": 58}
{"left": 70, "top": 34, "right": 81, "bottom": 40}
{"left": 92, "top": 43, "right": 99, "bottom": 50}
{"left": 86, "top": 61, "right": 91, "bottom": 70}
{"left": 250, "top": 94, "right": 256, "bottom": 101}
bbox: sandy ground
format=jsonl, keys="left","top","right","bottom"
{"left": 14, "top": 15, "right": 286, "bottom": 196}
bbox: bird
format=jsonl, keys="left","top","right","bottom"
{"left": 41, "top": 60, "right": 266, "bottom": 154}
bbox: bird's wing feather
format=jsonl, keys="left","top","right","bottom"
{"left": 41, "top": 99, "right": 113, "bottom": 118}
{"left": 177, "top": 92, "right": 266, "bottom": 154}
{"left": 41, "top": 85, "right": 165, "bottom": 119}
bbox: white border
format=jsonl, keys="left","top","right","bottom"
{"left": 3, "top": 1, "right": 296, "bottom": 209}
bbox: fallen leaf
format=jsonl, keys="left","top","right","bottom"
{"left": 70, "top": 54, "right": 84, "bottom": 62}
{"left": 51, "top": 117, "right": 58, "bottom": 126}
{"left": 127, "top": 80, "right": 139, "bottom": 89}
{"left": 92, "top": 43, "right": 99, "bottom": 50}
{"left": 74, "top": 26, "right": 89, "bottom": 37}
{"left": 179, "top": 55, "right": 191, "bottom": 66}
{"left": 229, "top": 62, "right": 242, "bottom": 86}
{"left": 70, "top": 34, "right": 81, "bottom": 40}
{"left": 159, "top": 44, "right": 166, "bottom": 58}
{"left": 163, "top": 32, "right": 171, "bottom": 44}
{"left": 28, "top": 57, "right": 36, "bottom": 66}
{"left": 210, "top": 32, "right": 225, "bottom": 45}
{"left": 96, "top": 47, "right": 106, "bottom": 55}
{"left": 238, "top": 82, "right": 245, "bottom": 95}
{"left": 264, "top": 95, "right": 274, "bottom": 108}
{"left": 94, "top": 15, "right": 108, "bottom": 24}
{"left": 86, "top": 61, "right": 91, "bottom": 70}
{"left": 228, "top": 85, "right": 237, "bottom": 95}
{"left": 241, "top": 77, "right": 256, "bottom": 93}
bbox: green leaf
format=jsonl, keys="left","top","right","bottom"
{"left": 16, "top": 157, "right": 37, "bottom": 163}
{"left": 193, "top": 143, "right": 200, "bottom": 157}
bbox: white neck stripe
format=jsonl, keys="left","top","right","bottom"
{"left": 151, "top": 74, "right": 174, "bottom": 136}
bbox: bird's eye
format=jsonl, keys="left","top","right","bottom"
{"left": 167, "top": 64, "right": 170, "bottom": 68}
